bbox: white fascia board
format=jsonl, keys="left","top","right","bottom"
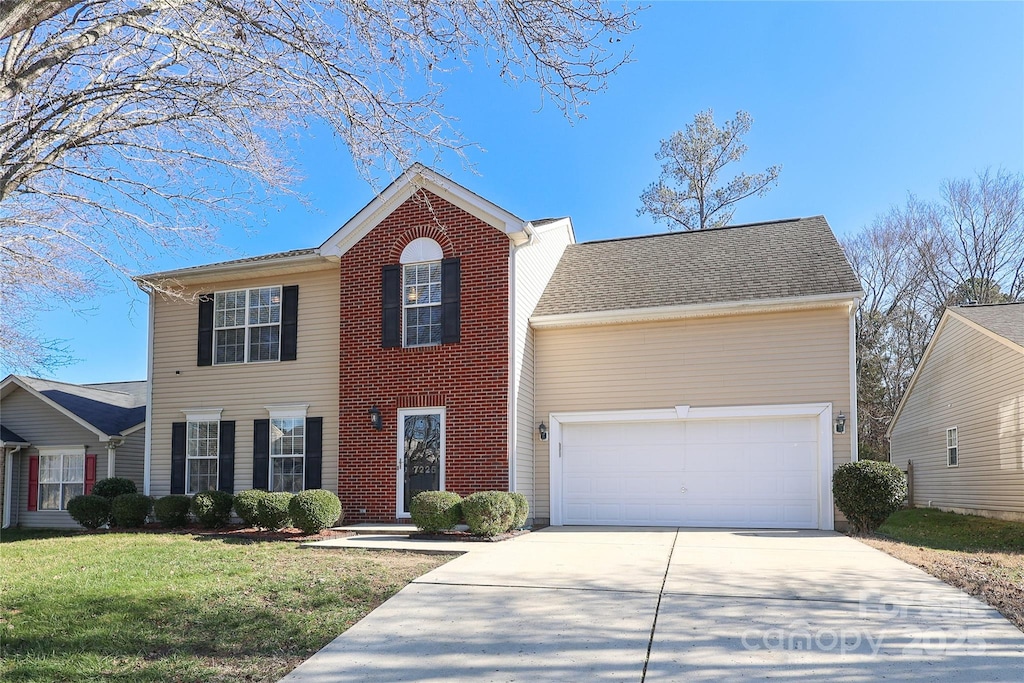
{"left": 320, "top": 165, "right": 529, "bottom": 258}
{"left": 530, "top": 292, "right": 863, "bottom": 329}
{"left": 528, "top": 217, "right": 576, "bottom": 243}
{"left": 0, "top": 440, "right": 30, "bottom": 447}
{"left": 0, "top": 376, "right": 111, "bottom": 441}
{"left": 134, "top": 252, "right": 334, "bottom": 289}
{"left": 120, "top": 421, "right": 146, "bottom": 437}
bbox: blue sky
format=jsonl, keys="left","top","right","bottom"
{"left": 27, "top": 1, "right": 1024, "bottom": 383}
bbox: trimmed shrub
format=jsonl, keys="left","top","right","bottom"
{"left": 67, "top": 494, "right": 111, "bottom": 529}
{"left": 256, "top": 492, "right": 293, "bottom": 530}
{"left": 234, "top": 489, "right": 269, "bottom": 528}
{"left": 190, "top": 490, "right": 234, "bottom": 528}
{"left": 462, "top": 491, "right": 516, "bottom": 537}
{"left": 833, "top": 460, "right": 908, "bottom": 535}
{"left": 289, "top": 489, "right": 343, "bottom": 534}
{"left": 92, "top": 477, "right": 137, "bottom": 500}
{"left": 509, "top": 492, "right": 529, "bottom": 531}
{"left": 410, "top": 491, "right": 462, "bottom": 533}
{"left": 111, "top": 493, "right": 153, "bottom": 528}
{"left": 153, "top": 495, "right": 192, "bottom": 528}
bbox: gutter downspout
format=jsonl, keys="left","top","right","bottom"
{"left": 3, "top": 446, "right": 23, "bottom": 529}
{"left": 507, "top": 223, "right": 536, "bottom": 494}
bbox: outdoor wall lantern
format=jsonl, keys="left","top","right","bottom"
{"left": 369, "top": 406, "right": 383, "bottom": 431}
{"left": 835, "top": 411, "right": 846, "bottom": 434}
{"left": 538, "top": 422, "right": 548, "bottom": 441}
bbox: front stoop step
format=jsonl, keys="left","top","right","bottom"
{"left": 334, "top": 523, "right": 472, "bottom": 536}
{"left": 334, "top": 523, "right": 418, "bottom": 536}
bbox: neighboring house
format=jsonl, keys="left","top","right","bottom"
{"left": 139, "top": 165, "right": 862, "bottom": 530}
{"left": 1, "top": 375, "right": 147, "bottom": 529}
{"left": 888, "top": 303, "right": 1024, "bottom": 522}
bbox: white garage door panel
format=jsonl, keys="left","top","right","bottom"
{"left": 560, "top": 415, "right": 821, "bottom": 529}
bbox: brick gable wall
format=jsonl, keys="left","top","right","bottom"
{"left": 337, "top": 190, "right": 510, "bottom": 522}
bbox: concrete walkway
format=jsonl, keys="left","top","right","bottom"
{"left": 282, "top": 528, "right": 1024, "bottom": 682}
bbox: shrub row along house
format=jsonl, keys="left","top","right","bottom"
{"left": 3, "top": 165, "right": 865, "bottom": 529}
{"left": 1, "top": 376, "right": 147, "bottom": 528}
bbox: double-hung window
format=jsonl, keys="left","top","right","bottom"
{"left": 187, "top": 420, "right": 220, "bottom": 493}
{"left": 214, "top": 286, "right": 282, "bottom": 364}
{"left": 37, "top": 449, "right": 85, "bottom": 510}
{"left": 403, "top": 262, "right": 442, "bottom": 347}
{"left": 270, "top": 416, "right": 305, "bottom": 493}
{"left": 946, "top": 427, "right": 958, "bottom": 467}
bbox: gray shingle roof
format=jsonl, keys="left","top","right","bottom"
{"left": 951, "top": 302, "right": 1024, "bottom": 348}
{"left": 1, "top": 425, "right": 28, "bottom": 443}
{"left": 534, "top": 216, "right": 862, "bottom": 317}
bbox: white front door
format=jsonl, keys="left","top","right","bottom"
{"left": 558, "top": 414, "right": 822, "bottom": 529}
{"left": 396, "top": 408, "right": 445, "bottom": 517}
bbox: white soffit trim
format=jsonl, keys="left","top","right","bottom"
{"left": 182, "top": 408, "right": 224, "bottom": 422}
{"left": 38, "top": 445, "right": 87, "bottom": 456}
{"left": 266, "top": 404, "right": 310, "bottom": 419}
{"left": 320, "top": 164, "right": 529, "bottom": 258}
{"left": 135, "top": 252, "right": 335, "bottom": 288}
{"left": 530, "top": 292, "right": 862, "bottom": 328}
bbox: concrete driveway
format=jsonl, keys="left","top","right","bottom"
{"left": 281, "top": 528, "right": 1024, "bottom": 682}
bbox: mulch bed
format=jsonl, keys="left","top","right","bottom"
{"left": 409, "top": 529, "right": 531, "bottom": 542}
{"left": 79, "top": 523, "right": 354, "bottom": 543}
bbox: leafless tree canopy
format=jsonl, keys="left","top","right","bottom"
{"left": 0, "top": 0, "right": 640, "bottom": 373}
{"left": 844, "top": 169, "right": 1024, "bottom": 459}
{"left": 638, "top": 108, "right": 781, "bottom": 231}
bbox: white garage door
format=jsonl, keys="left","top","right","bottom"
{"left": 560, "top": 416, "right": 821, "bottom": 528}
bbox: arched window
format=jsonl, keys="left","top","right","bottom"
{"left": 400, "top": 238, "right": 444, "bottom": 346}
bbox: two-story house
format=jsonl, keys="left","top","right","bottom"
{"left": 138, "top": 165, "right": 862, "bottom": 529}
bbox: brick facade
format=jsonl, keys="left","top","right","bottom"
{"left": 337, "top": 190, "right": 510, "bottom": 522}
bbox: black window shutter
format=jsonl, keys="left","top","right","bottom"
{"left": 382, "top": 265, "right": 401, "bottom": 348}
{"left": 441, "top": 257, "right": 461, "bottom": 344}
{"left": 305, "top": 417, "right": 323, "bottom": 490}
{"left": 252, "top": 419, "right": 270, "bottom": 490}
{"left": 280, "top": 285, "right": 299, "bottom": 361}
{"left": 171, "top": 422, "right": 186, "bottom": 494}
{"left": 218, "top": 421, "right": 235, "bottom": 493}
{"left": 197, "top": 294, "right": 214, "bottom": 366}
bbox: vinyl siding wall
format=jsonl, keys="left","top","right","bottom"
{"left": 2, "top": 387, "right": 109, "bottom": 528}
{"left": 511, "top": 223, "right": 573, "bottom": 513}
{"left": 889, "top": 316, "right": 1024, "bottom": 520}
{"left": 533, "top": 305, "right": 854, "bottom": 521}
{"left": 148, "top": 266, "right": 340, "bottom": 498}
{"left": 115, "top": 429, "right": 146, "bottom": 490}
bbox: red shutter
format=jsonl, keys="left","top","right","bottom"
{"left": 27, "top": 456, "right": 39, "bottom": 511}
{"left": 85, "top": 454, "right": 97, "bottom": 494}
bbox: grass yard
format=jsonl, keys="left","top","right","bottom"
{"left": 0, "top": 529, "right": 452, "bottom": 682}
{"left": 860, "top": 508, "right": 1024, "bottom": 632}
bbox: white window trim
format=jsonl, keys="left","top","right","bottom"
{"left": 946, "top": 426, "right": 959, "bottom": 468}
{"left": 37, "top": 446, "right": 86, "bottom": 512}
{"left": 396, "top": 407, "right": 446, "bottom": 518}
{"left": 182, "top": 408, "right": 223, "bottom": 422}
{"left": 213, "top": 285, "right": 283, "bottom": 365}
{"left": 401, "top": 261, "right": 443, "bottom": 348}
{"left": 267, "top": 406, "right": 309, "bottom": 493}
{"left": 185, "top": 418, "right": 220, "bottom": 495}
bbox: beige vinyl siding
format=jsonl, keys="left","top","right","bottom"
{"left": 890, "top": 315, "right": 1024, "bottom": 520}
{"left": 115, "top": 429, "right": 146, "bottom": 491}
{"left": 511, "top": 223, "right": 573, "bottom": 513}
{"left": 149, "top": 267, "right": 340, "bottom": 497}
{"left": 533, "top": 306, "right": 854, "bottom": 520}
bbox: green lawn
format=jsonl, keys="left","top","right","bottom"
{"left": 878, "top": 508, "right": 1024, "bottom": 552}
{"left": 0, "top": 529, "right": 451, "bottom": 682}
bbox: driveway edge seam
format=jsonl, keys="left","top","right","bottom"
{"left": 641, "top": 528, "right": 679, "bottom": 681}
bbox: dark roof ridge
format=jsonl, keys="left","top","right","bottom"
{"left": 578, "top": 216, "right": 816, "bottom": 246}
{"left": 952, "top": 301, "right": 1024, "bottom": 308}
